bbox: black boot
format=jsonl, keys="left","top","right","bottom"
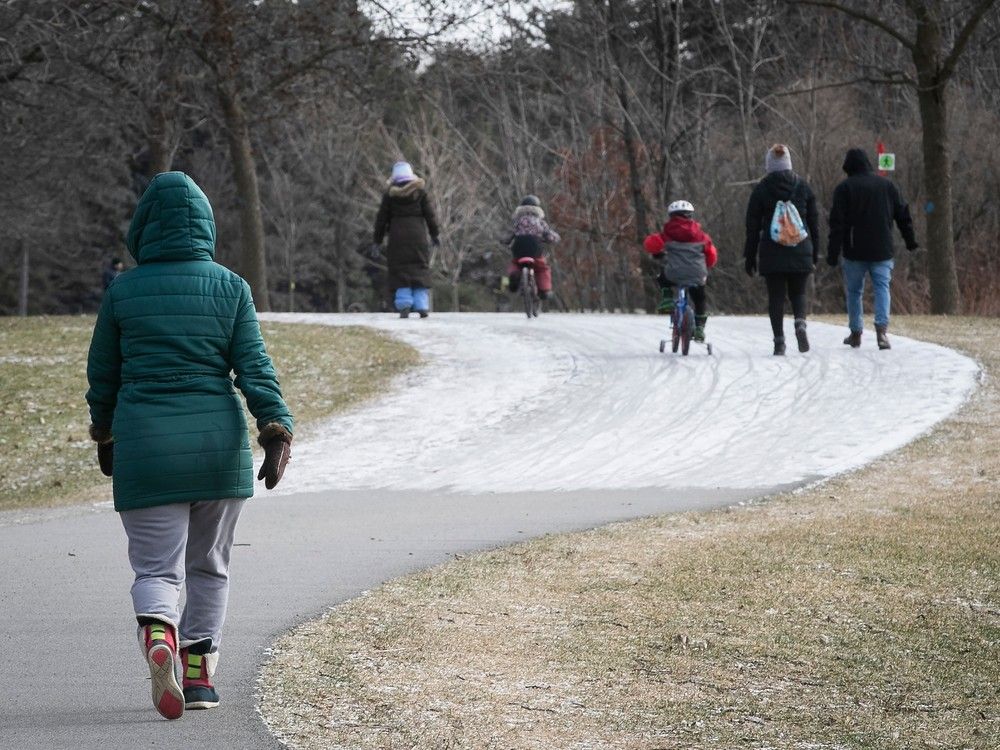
{"left": 843, "top": 329, "right": 862, "bottom": 347}
{"left": 418, "top": 310, "right": 429, "bottom": 319}
{"left": 794, "top": 319, "right": 809, "bottom": 353}
{"left": 876, "top": 325, "right": 891, "bottom": 350}
{"left": 399, "top": 307, "right": 411, "bottom": 319}
{"left": 773, "top": 336, "right": 786, "bottom": 356}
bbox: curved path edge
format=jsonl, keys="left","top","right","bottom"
{"left": 0, "top": 315, "right": 979, "bottom": 749}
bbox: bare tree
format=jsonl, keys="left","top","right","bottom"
{"left": 790, "top": 0, "right": 1000, "bottom": 313}
{"left": 6, "top": 0, "right": 1000, "bottom": 316}
{"left": 707, "top": 1, "right": 780, "bottom": 182}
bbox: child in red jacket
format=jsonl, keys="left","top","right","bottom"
{"left": 643, "top": 200, "right": 718, "bottom": 342}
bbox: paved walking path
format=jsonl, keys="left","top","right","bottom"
{"left": 0, "top": 315, "right": 978, "bottom": 749}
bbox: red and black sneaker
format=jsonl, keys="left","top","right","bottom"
{"left": 181, "top": 640, "right": 221, "bottom": 710}
{"left": 141, "top": 622, "right": 184, "bottom": 720}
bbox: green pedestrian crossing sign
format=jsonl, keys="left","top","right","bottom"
{"left": 878, "top": 153, "right": 895, "bottom": 171}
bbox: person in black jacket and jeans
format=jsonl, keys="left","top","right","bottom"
{"left": 744, "top": 144, "right": 820, "bottom": 355}
{"left": 827, "top": 148, "right": 918, "bottom": 350}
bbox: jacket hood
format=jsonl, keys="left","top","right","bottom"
{"left": 760, "top": 169, "right": 801, "bottom": 198}
{"left": 126, "top": 172, "right": 216, "bottom": 264}
{"left": 663, "top": 216, "right": 705, "bottom": 243}
{"left": 513, "top": 204, "right": 545, "bottom": 220}
{"left": 387, "top": 177, "right": 426, "bottom": 198}
{"left": 843, "top": 148, "right": 873, "bottom": 176}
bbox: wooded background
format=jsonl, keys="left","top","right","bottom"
{"left": 2, "top": 1, "right": 998, "bottom": 316}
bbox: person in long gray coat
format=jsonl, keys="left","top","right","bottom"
{"left": 373, "top": 161, "right": 440, "bottom": 318}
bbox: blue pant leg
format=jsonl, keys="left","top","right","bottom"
{"left": 841, "top": 259, "right": 867, "bottom": 332}
{"left": 870, "top": 260, "right": 894, "bottom": 328}
{"left": 394, "top": 287, "right": 414, "bottom": 311}
{"left": 412, "top": 287, "right": 430, "bottom": 312}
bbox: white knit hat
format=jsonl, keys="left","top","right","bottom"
{"left": 765, "top": 144, "right": 792, "bottom": 173}
{"left": 390, "top": 161, "right": 415, "bottom": 184}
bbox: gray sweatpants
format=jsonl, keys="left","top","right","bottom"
{"left": 120, "top": 499, "right": 245, "bottom": 651}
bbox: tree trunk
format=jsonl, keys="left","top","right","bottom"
{"left": 914, "top": 71, "right": 961, "bottom": 313}
{"left": 336, "top": 264, "right": 345, "bottom": 312}
{"left": 147, "top": 104, "right": 174, "bottom": 175}
{"left": 218, "top": 85, "right": 270, "bottom": 311}
{"left": 606, "top": 1, "right": 649, "bottom": 240}
{"left": 335, "top": 220, "right": 345, "bottom": 313}
{"left": 620, "top": 111, "right": 649, "bottom": 241}
{"left": 147, "top": 68, "right": 179, "bottom": 175}
{"left": 652, "top": 0, "right": 681, "bottom": 208}
{"left": 451, "top": 278, "right": 460, "bottom": 312}
{"left": 18, "top": 243, "right": 28, "bottom": 316}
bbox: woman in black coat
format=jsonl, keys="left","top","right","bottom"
{"left": 373, "top": 161, "right": 440, "bottom": 318}
{"left": 743, "top": 144, "right": 820, "bottom": 355}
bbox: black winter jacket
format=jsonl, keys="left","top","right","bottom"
{"left": 744, "top": 170, "right": 820, "bottom": 275}
{"left": 827, "top": 149, "right": 917, "bottom": 264}
{"left": 373, "top": 178, "right": 440, "bottom": 289}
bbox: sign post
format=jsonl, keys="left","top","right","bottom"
{"left": 876, "top": 141, "right": 894, "bottom": 175}
{"left": 878, "top": 152, "right": 896, "bottom": 172}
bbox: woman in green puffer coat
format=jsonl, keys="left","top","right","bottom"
{"left": 86, "top": 171, "right": 293, "bottom": 720}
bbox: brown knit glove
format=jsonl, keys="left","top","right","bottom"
{"left": 90, "top": 424, "right": 114, "bottom": 477}
{"left": 257, "top": 423, "right": 292, "bottom": 490}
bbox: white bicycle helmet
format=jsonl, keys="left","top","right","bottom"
{"left": 667, "top": 199, "right": 695, "bottom": 215}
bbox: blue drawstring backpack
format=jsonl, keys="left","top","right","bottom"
{"left": 770, "top": 179, "right": 808, "bottom": 247}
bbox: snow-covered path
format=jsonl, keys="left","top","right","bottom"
{"left": 267, "top": 313, "right": 979, "bottom": 494}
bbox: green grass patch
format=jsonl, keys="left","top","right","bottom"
{"left": 0, "top": 316, "right": 418, "bottom": 513}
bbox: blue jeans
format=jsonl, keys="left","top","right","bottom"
{"left": 394, "top": 286, "right": 429, "bottom": 312}
{"left": 842, "top": 259, "right": 893, "bottom": 331}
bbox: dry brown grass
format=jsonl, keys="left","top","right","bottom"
{"left": 0, "top": 317, "right": 418, "bottom": 512}
{"left": 260, "top": 316, "right": 1000, "bottom": 750}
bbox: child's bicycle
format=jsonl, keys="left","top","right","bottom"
{"left": 517, "top": 257, "right": 540, "bottom": 319}
{"left": 660, "top": 286, "right": 712, "bottom": 356}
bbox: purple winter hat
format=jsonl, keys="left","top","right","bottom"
{"left": 390, "top": 161, "right": 416, "bottom": 184}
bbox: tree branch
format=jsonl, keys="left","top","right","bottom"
{"left": 0, "top": 44, "right": 43, "bottom": 85}
{"left": 940, "top": 0, "right": 999, "bottom": 80}
{"left": 772, "top": 72, "right": 915, "bottom": 97}
{"left": 788, "top": 0, "right": 917, "bottom": 50}
{"left": 251, "top": 35, "right": 367, "bottom": 106}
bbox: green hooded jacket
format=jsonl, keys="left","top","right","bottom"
{"left": 86, "top": 171, "right": 293, "bottom": 511}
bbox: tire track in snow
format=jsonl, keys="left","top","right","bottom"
{"left": 262, "top": 313, "right": 979, "bottom": 494}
